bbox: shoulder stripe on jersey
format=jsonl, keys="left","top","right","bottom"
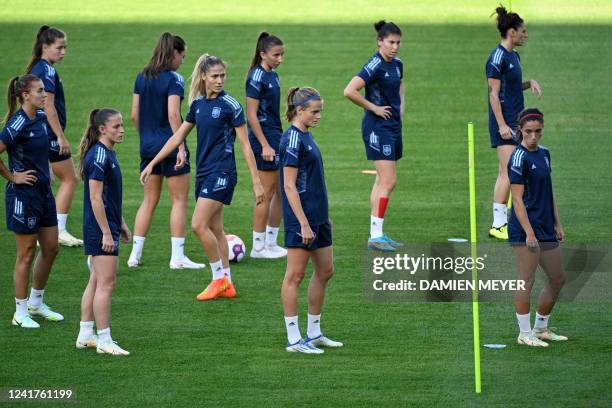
{"left": 222, "top": 95, "right": 241, "bottom": 111}
{"left": 365, "top": 56, "right": 382, "bottom": 73}
{"left": 288, "top": 130, "right": 301, "bottom": 150}
{"left": 493, "top": 49, "right": 504, "bottom": 66}
{"left": 253, "top": 68, "right": 264, "bottom": 83}
{"left": 512, "top": 149, "right": 525, "bottom": 168}
{"left": 95, "top": 146, "right": 106, "bottom": 164}
{"left": 10, "top": 115, "right": 26, "bottom": 132}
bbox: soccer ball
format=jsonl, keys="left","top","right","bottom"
{"left": 226, "top": 234, "right": 246, "bottom": 263}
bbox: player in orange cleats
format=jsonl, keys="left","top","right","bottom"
{"left": 196, "top": 276, "right": 229, "bottom": 301}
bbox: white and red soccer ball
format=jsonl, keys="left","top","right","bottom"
{"left": 226, "top": 234, "right": 245, "bottom": 263}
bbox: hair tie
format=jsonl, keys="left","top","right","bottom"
{"left": 521, "top": 113, "right": 543, "bottom": 120}
{"left": 296, "top": 94, "right": 321, "bottom": 107}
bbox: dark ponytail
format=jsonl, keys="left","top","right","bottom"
{"left": 248, "top": 32, "right": 283, "bottom": 72}
{"left": 285, "top": 87, "right": 321, "bottom": 122}
{"left": 143, "top": 32, "right": 186, "bottom": 80}
{"left": 25, "top": 25, "right": 66, "bottom": 73}
{"left": 516, "top": 108, "right": 544, "bottom": 141}
{"left": 494, "top": 5, "right": 524, "bottom": 38}
{"left": 3, "top": 74, "right": 41, "bottom": 125}
{"left": 79, "top": 108, "right": 120, "bottom": 179}
{"left": 374, "top": 20, "right": 402, "bottom": 40}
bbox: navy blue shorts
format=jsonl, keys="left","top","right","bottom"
{"left": 84, "top": 232, "right": 120, "bottom": 256}
{"left": 5, "top": 182, "right": 57, "bottom": 234}
{"left": 489, "top": 118, "right": 519, "bottom": 148}
{"left": 195, "top": 173, "right": 236, "bottom": 205}
{"left": 508, "top": 222, "right": 558, "bottom": 249}
{"left": 49, "top": 139, "right": 72, "bottom": 163}
{"left": 255, "top": 153, "right": 280, "bottom": 171}
{"left": 140, "top": 153, "right": 190, "bottom": 178}
{"left": 362, "top": 125, "right": 403, "bottom": 161}
{"left": 285, "top": 220, "right": 332, "bottom": 250}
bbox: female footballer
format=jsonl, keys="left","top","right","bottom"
{"left": 344, "top": 21, "right": 405, "bottom": 252}
{"left": 508, "top": 108, "right": 567, "bottom": 347}
{"left": 0, "top": 75, "right": 63, "bottom": 329}
{"left": 140, "top": 54, "right": 264, "bottom": 301}
{"left": 280, "top": 87, "right": 342, "bottom": 353}
{"left": 127, "top": 32, "right": 204, "bottom": 270}
{"left": 26, "top": 25, "right": 82, "bottom": 246}
{"left": 246, "top": 32, "right": 287, "bottom": 259}
{"left": 77, "top": 108, "right": 132, "bottom": 355}
{"left": 486, "top": 6, "right": 542, "bottom": 240}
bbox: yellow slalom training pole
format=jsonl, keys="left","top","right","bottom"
{"left": 468, "top": 122, "right": 482, "bottom": 393}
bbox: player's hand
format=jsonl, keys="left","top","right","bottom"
{"left": 57, "top": 136, "right": 71, "bottom": 156}
{"left": 140, "top": 166, "right": 153, "bottom": 185}
{"left": 499, "top": 124, "right": 514, "bottom": 140}
{"left": 529, "top": 79, "right": 543, "bottom": 99}
{"left": 101, "top": 232, "right": 116, "bottom": 253}
{"left": 262, "top": 145, "right": 276, "bottom": 162}
{"left": 300, "top": 223, "right": 315, "bottom": 245}
{"left": 372, "top": 105, "right": 392, "bottom": 120}
{"left": 555, "top": 225, "right": 565, "bottom": 242}
{"left": 253, "top": 180, "right": 265, "bottom": 205}
{"left": 120, "top": 222, "right": 132, "bottom": 243}
{"left": 525, "top": 233, "right": 539, "bottom": 250}
{"left": 12, "top": 170, "right": 37, "bottom": 185}
{"left": 174, "top": 147, "right": 187, "bottom": 170}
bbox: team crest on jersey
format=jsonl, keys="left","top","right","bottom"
{"left": 27, "top": 217, "right": 37, "bottom": 229}
{"left": 212, "top": 107, "right": 221, "bottom": 118}
{"left": 383, "top": 145, "right": 392, "bottom": 156}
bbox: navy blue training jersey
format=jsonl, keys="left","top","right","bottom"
{"left": 279, "top": 125, "right": 328, "bottom": 227}
{"left": 0, "top": 109, "right": 51, "bottom": 184}
{"left": 245, "top": 66, "right": 283, "bottom": 153}
{"left": 83, "top": 142, "right": 122, "bottom": 237}
{"left": 133, "top": 70, "right": 185, "bottom": 158}
{"left": 357, "top": 51, "right": 403, "bottom": 133}
{"left": 508, "top": 144, "right": 556, "bottom": 241}
{"left": 185, "top": 91, "right": 246, "bottom": 181}
{"left": 29, "top": 59, "right": 66, "bottom": 133}
{"left": 486, "top": 45, "right": 524, "bottom": 126}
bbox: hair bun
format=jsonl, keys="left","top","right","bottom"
{"left": 374, "top": 20, "right": 387, "bottom": 32}
{"left": 495, "top": 6, "right": 508, "bottom": 16}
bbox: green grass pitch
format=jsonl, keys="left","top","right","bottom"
{"left": 0, "top": 1, "right": 611, "bottom": 406}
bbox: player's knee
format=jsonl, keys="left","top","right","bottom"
{"left": 41, "top": 241, "right": 59, "bottom": 259}
{"left": 318, "top": 265, "right": 334, "bottom": 281}
{"left": 382, "top": 175, "right": 397, "bottom": 191}
{"left": 16, "top": 246, "right": 36, "bottom": 267}
{"left": 286, "top": 269, "right": 305, "bottom": 286}
{"left": 549, "top": 273, "right": 566, "bottom": 289}
{"left": 191, "top": 220, "right": 209, "bottom": 235}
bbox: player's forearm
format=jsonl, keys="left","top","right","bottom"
{"left": 0, "top": 157, "right": 13, "bottom": 182}
{"left": 522, "top": 80, "right": 531, "bottom": 91}
{"left": 247, "top": 111, "right": 270, "bottom": 148}
{"left": 512, "top": 195, "right": 535, "bottom": 237}
{"left": 90, "top": 195, "right": 112, "bottom": 235}
{"left": 44, "top": 104, "right": 65, "bottom": 139}
{"left": 344, "top": 89, "right": 378, "bottom": 113}
{"left": 238, "top": 135, "right": 261, "bottom": 183}
{"left": 552, "top": 194, "right": 562, "bottom": 228}
{"left": 488, "top": 92, "right": 507, "bottom": 127}
{"left": 284, "top": 185, "right": 309, "bottom": 227}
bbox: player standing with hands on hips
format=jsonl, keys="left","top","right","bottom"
{"left": 508, "top": 108, "right": 567, "bottom": 347}
{"left": 77, "top": 108, "right": 132, "bottom": 355}
{"left": 280, "top": 87, "right": 342, "bottom": 353}
{"left": 344, "top": 21, "right": 405, "bottom": 252}
{"left": 26, "top": 25, "right": 83, "bottom": 246}
{"left": 141, "top": 54, "right": 265, "bottom": 301}
{"left": 486, "top": 6, "right": 542, "bottom": 240}
{"left": 0, "top": 75, "right": 64, "bottom": 328}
